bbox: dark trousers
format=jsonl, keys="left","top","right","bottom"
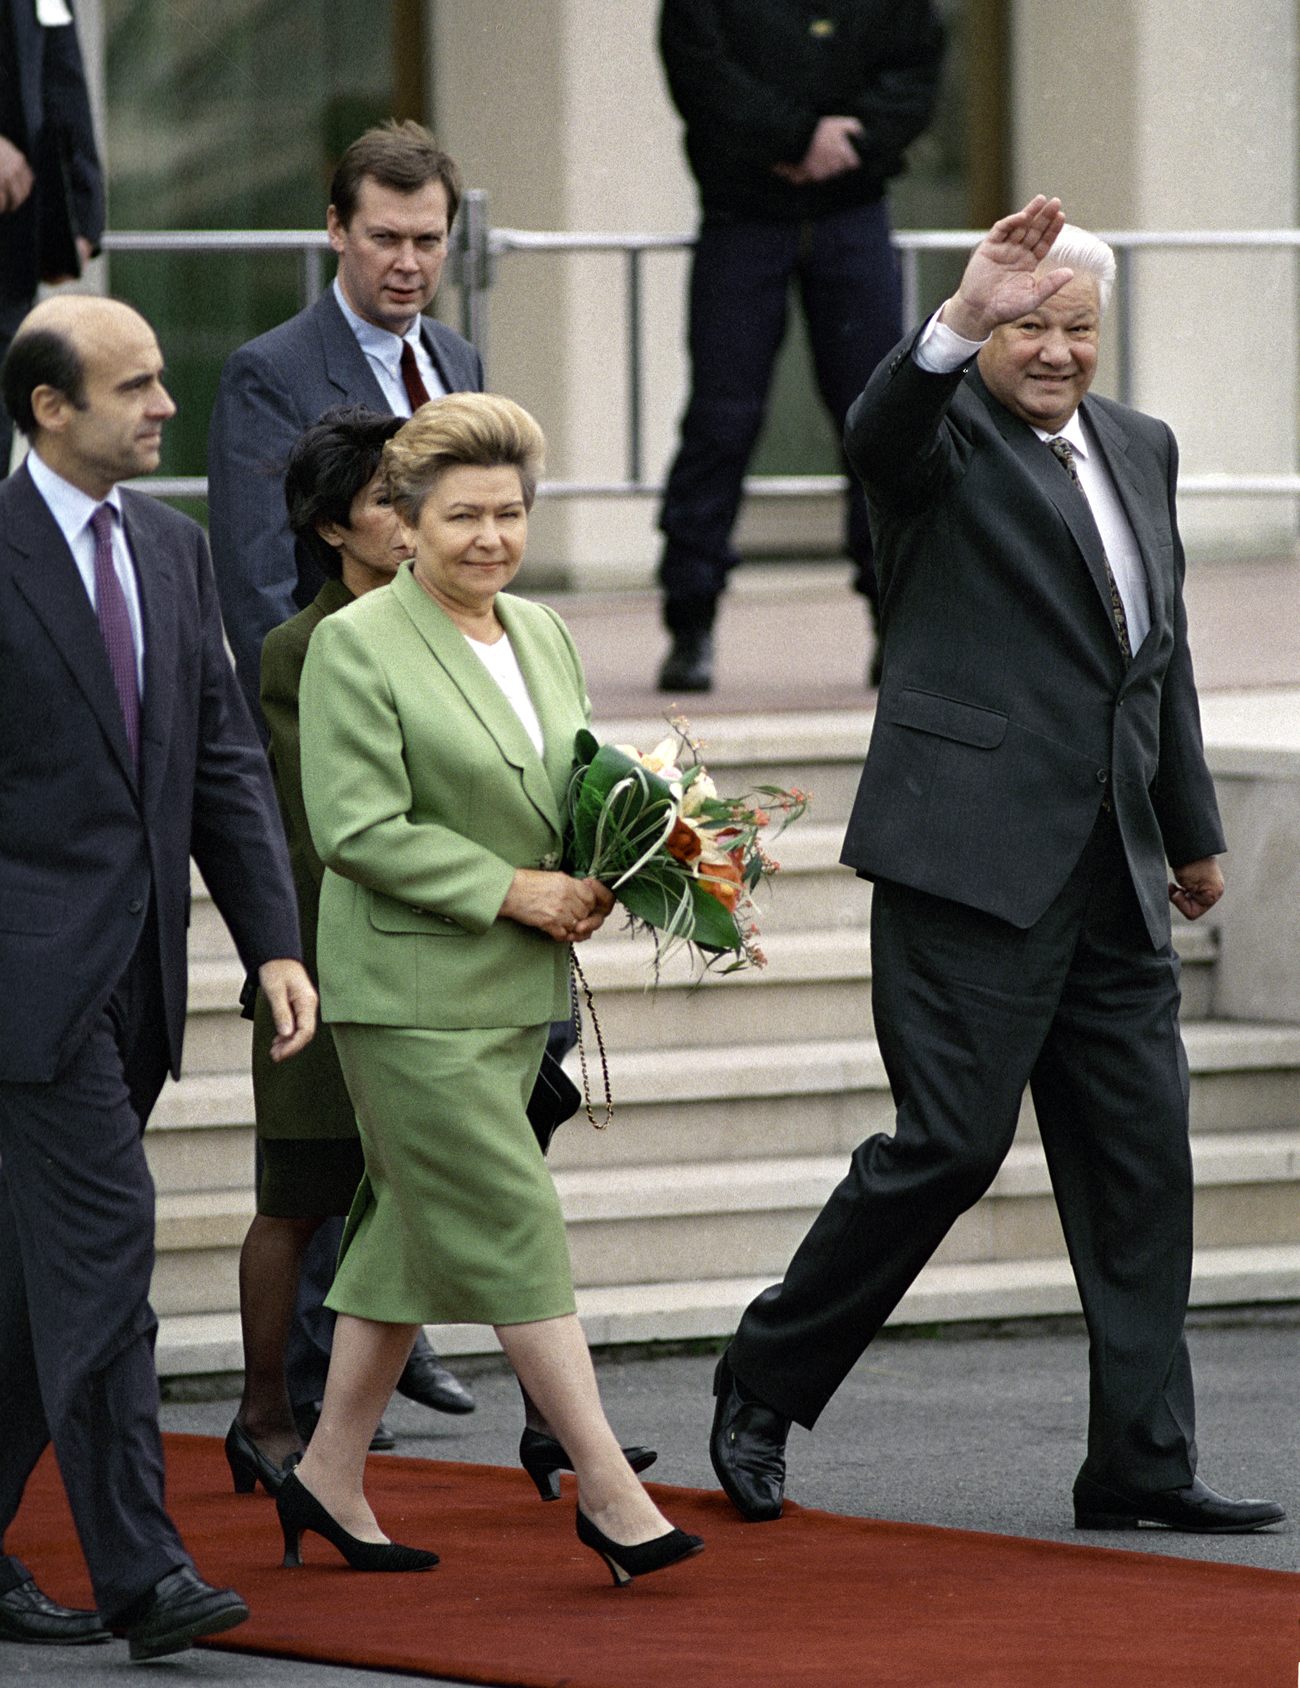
{"left": 658, "top": 199, "right": 902, "bottom": 625}
{"left": 731, "top": 812, "right": 1199, "bottom": 1494}
{"left": 0, "top": 920, "right": 193, "bottom": 1617}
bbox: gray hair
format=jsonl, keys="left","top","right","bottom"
{"left": 1036, "top": 223, "right": 1116, "bottom": 314}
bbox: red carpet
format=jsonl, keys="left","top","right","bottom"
{"left": 11, "top": 1436, "right": 1298, "bottom": 1687}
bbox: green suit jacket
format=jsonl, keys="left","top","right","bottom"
{"left": 300, "top": 563, "right": 589, "bottom": 1030}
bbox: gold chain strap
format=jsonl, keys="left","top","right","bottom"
{"left": 569, "top": 952, "right": 612, "bottom": 1128}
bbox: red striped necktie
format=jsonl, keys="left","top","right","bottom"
{"left": 400, "top": 340, "right": 431, "bottom": 413}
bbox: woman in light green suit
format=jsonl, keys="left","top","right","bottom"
{"left": 286, "top": 394, "right": 702, "bottom": 1587}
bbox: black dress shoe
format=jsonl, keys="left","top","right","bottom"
{"left": 1074, "top": 1473, "right": 1286, "bottom": 1534}
{"left": 519, "top": 1426, "right": 658, "bottom": 1501}
{"left": 0, "top": 1576, "right": 111, "bottom": 1645}
{"left": 709, "top": 1350, "right": 789, "bottom": 1522}
{"left": 396, "top": 1341, "right": 476, "bottom": 1415}
{"left": 119, "top": 1566, "right": 249, "bottom": 1661}
{"left": 658, "top": 630, "right": 714, "bottom": 693}
{"left": 295, "top": 1400, "right": 396, "bottom": 1450}
{"left": 224, "top": 1418, "right": 301, "bottom": 1496}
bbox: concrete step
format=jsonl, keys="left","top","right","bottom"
{"left": 145, "top": 1017, "right": 1300, "bottom": 1206}
{"left": 155, "top": 1241, "right": 1300, "bottom": 1374}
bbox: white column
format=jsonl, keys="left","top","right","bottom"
{"left": 432, "top": 0, "right": 695, "bottom": 587}
{"left": 1014, "top": 0, "right": 1299, "bottom": 557}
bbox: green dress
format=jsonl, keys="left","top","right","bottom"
{"left": 252, "top": 577, "right": 363, "bottom": 1217}
{"left": 300, "top": 570, "right": 589, "bottom": 1326}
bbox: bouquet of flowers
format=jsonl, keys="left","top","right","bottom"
{"left": 564, "top": 716, "right": 808, "bottom": 973}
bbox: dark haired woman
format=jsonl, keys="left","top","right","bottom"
{"left": 225, "top": 405, "right": 419, "bottom": 1498}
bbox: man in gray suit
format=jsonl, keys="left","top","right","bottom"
{"left": 207, "top": 121, "right": 480, "bottom": 1428}
{"left": 207, "top": 120, "right": 483, "bottom": 732}
{"left": 709, "top": 197, "right": 1284, "bottom": 1535}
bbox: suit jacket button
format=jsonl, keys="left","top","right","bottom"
{"left": 128, "top": 897, "right": 144, "bottom": 913}
{"left": 1096, "top": 770, "right": 1109, "bottom": 784}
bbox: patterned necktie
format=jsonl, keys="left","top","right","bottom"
{"left": 89, "top": 503, "right": 141, "bottom": 772}
{"left": 399, "top": 339, "right": 430, "bottom": 413}
{"left": 1046, "top": 436, "right": 1133, "bottom": 664}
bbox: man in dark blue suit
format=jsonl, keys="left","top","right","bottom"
{"left": 709, "top": 199, "right": 1285, "bottom": 1536}
{"left": 208, "top": 121, "right": 483, "bottom": 733}
{"left": 0, "top": 293, "right": 316, "bottom": 1656}
{"left": 0, "top": 0, "right": 104, "bottom": 469}
{"left": 207, "top": 121, "right": 480, "bottom": 1429}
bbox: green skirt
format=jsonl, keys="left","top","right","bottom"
{"left": 326, "top": 1021, "right": 576, "bottom": 1327}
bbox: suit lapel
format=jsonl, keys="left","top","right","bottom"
{"left": 1081, "top": 399, "right": 1172, "bottom": 646}
{"left": 419, "top": 321, "right": 458, "bottom": 396}
{"left": 315, "top": 292, "right": 391, "bottom": 411}
{"left": 970, "top": 372, "right": 1131, "bottom": 658}
{"left": 390, "top": 567, "right": 562, "bottom": 832}
{"left": 4, "top": 467, "right": 139, "bottom": 790}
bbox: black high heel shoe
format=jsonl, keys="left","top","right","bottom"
{"left": 224, "top": 1419, "right": 302, "bottom": 1497}
{"left": 276, "top": 1472, "right": 439, "bottom": 1572}
{"left": 519, "top": 1428, "right": 657, "bottom": 1502}
{"left": 575, "top": 1508, "right": 704, "bottom": 1587}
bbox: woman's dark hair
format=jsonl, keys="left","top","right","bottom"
{"left": 284, "top": 405, "right": 406, "bottom": 579}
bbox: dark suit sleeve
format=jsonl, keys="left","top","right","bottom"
{"left": 844, "top": 2, "right": 945, "bottom": 183}
{"left": 39, "top": 10, "right": 104, "bottom": 249}
{"left": 207, "top": 343, "right": 307, "bottom": 727}
{"left": 186, "top": 520, "right": 302, "bottom": 969}
{"left": 261, "top": 616, "right": 324, "bottom": 887}
{"left": 659, "top": 0, "right": 822, "bottom": 165}
{"left": 844, "top": 327, "right": 974, "bottom": 518}
{"left": 1146, "top": 423, "right": 1226, "bottom": 868}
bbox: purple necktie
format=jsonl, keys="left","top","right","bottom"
{"left": 89, "top": 503, "right": 141, "bottom": 773}
{"left": 400, "top": 339, "right": 431, "bottom": 413}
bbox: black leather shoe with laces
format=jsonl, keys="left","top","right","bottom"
{"left": 709, "top": 1350, "right": 789, "bottom": 1522}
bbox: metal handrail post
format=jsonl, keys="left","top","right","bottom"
{"left": 1114, "top": 242, "right": 1134, "bottom": 409}
{"left": 900, "top": 245, "right": 920, "bottom": 332}
{"left": 458, "top": 189, "right": 491, "bottom": 363}
{"left": 299, "top": 245, "right": 324, "bottom": 310}
{"left": 627, "top": 246, "right": 643, "bottom": 486}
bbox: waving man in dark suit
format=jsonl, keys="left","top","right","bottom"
{"left": 0, "top": 294, "right": 315, "bottom": 1657}
{"left": 710, "top": 198, "right": 1284, "bottom": 1536}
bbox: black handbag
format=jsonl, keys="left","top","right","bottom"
{"left": 526, "top": 1049, "right": 581, "bottom": 1155}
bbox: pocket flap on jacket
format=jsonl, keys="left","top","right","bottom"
{"left": 368, "top": 895, "right": 467, "bottom": 936}
{"left": 888, "top": 689, "right": 1008, "bottom": 749}
{"left": 0, "top": 885, "right": 65, "bottom": 935}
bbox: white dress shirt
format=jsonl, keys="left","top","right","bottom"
{"left": 914, "top": 311, "right": 1151, "bottom": 652}
{"left": 332, "top": 278, "right": 446, "bottom": 418}
{"left": 27, "top": 450, "right": 146, "bottom": 691}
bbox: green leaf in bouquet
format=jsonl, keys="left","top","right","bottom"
{"left": 567, "top": 741, "right": 680, "bottom": 884}
{"left": 686, "top": 878, "right": 742, "bottom": 951}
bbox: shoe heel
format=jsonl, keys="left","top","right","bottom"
{"left": 530, "top": 1467, "right": 562, "bottom": 1502}
{"left": 1075, "top": 1510, "right": 1138, "bottom": 1531}
{"left": 599, "top": 1552, "right": 632, "bottom": 1588}
{"left": 228, "top": 1455, "right": 257, "bottom": 1496}
{"left": 280, "top": 1520, "right": 303, "bottom": 1567}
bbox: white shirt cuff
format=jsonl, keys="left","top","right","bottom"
{"left": 914, "top": 309, "right": 989, "bottom": 374}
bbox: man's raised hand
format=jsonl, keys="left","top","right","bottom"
{"left": 939, "top": 196, "right": 1073, "bottom": 342}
